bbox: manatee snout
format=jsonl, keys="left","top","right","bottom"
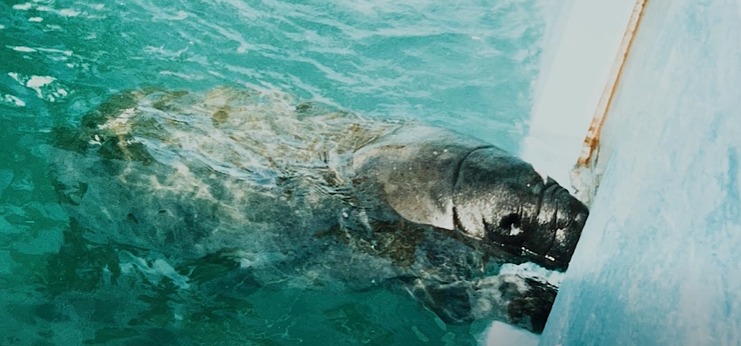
{"left": 453, "top": 148, "right": 589, "bottom": 271}
{"left": 538, "top": 187, "right": 589, "bottom": 268}
{"left": 351, "top": 126, "right": 588, "bottom": 270}
{"left": 513, "top": 181, "right": 589, "bottom": 270}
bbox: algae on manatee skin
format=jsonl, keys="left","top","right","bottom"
{"left": 48, "top": 86, "right": 402, "bottom": 260}
{"left": 50, "top": 90, "right": 150, "bottom": 160}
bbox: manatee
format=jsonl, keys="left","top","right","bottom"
{"left": 48, "top": 87, "right": 588, "bottom": 333}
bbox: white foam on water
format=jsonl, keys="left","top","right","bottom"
{"left": 86, "top": 3, "right": 105, "bottom": 10}
{"left": 45, "top": 24, "right": 64, "bottom": 32}
{"left": 26, "top": 75, "right": 55, "bottom": 89}
{"left": 191, "top": 15, "right": 252, "bottom": 53}
{"left": 26, "top": 75, "right": 56, "bottom": 98}
{"left": 12, "top": 2, "right": 32, "bottom": 10}
{"left": 7, "top": 72, "right": 20, "bottom": 83}
{"left": 36, "top": 47, "right": 73, "bottom": 56}
{"left": 7, "top": 73, "right": 68, "bottom": 102}
{"left": 8, "top": 46, "right": 73, "bottom": 63}
{"left": 9, "top": 46, "right": 36, "bottom": 53}
{"left": 1, "top": 94, "right": 26, "bottom": 107}
{"left": 143, "top": 45, "right": 189, "bottom": 58}
{"left": 57, "top": 8, "right": 81, "bottom": 17}
{"left": 155, "top": 10, "right": 189, "bottom": 21}
{"left": 119, "top": 251, "right": 191, "bottom": 290}
{"left": 12, "top": 1, "right": 83, "bottom": 17}
{"left": 483, "top": 321, "right": 539, "bottom": 346}
{"left": 498, "top": 262, "right": 565, "bottom": 287}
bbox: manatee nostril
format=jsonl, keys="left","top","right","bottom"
{"left": 498, "top": 213, "right": 521, "bottom": 230}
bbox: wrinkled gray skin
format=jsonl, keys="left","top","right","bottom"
{"left": 353, "top": 126, "right": 589, "bottom": 271}
{"left": 49, "top": 87, "right": 588, "bottom": 333}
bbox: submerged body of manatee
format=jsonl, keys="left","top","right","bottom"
{"left": 48, "top": 86, "right": 587, "bottom": 337}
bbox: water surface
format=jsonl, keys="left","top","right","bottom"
{"left": 0, "top": 1, "right": 556, "bottom": 344}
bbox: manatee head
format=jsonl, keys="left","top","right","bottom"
{"left": 452, "top": 148, "right": 589, "bottom": 271}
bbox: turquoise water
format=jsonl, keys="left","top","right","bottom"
{"left": 0, "top": 1, "right": 554, "bottom": 344}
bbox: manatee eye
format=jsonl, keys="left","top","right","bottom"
{"left": 525, "top": 176, "right": 544, "bottom": 193}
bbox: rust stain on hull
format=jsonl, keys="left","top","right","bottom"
{"left": 577, "top": 0, "right": 649, "bottom": 167}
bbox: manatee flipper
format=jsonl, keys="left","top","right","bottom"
{"left": 403, "top": 274, "right": 556, "bottom": 332}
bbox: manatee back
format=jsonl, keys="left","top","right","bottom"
{"left": 49, "top": 87, "right": 398, "bottom": 257}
